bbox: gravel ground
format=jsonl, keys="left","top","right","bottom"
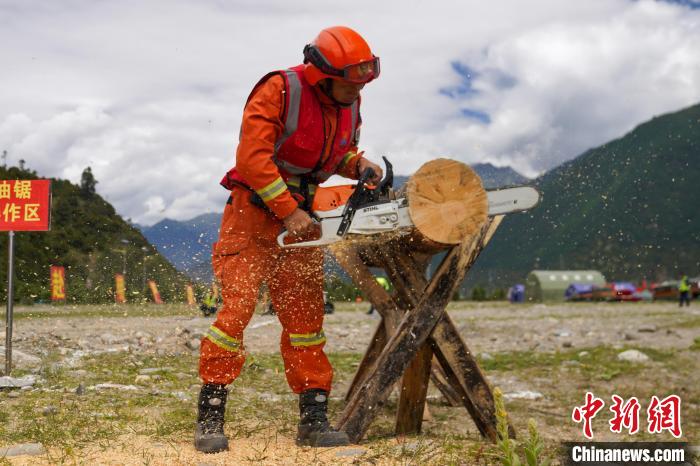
{"left": 1, "top": 300, "right": 698, "bottom": 465}
{"left": 4, "top": 301, "right": 698, "bottom": 360}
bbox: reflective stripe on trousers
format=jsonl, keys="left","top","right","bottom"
{"left": 289, "top": 330, "right": 326, "bottom": 347}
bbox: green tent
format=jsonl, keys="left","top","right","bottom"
{"left": 525, "top": 270, "right": 606, "bottom": 302}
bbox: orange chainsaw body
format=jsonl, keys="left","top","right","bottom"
{"left": 311, "top": 185, "right": 356, "bottom": 212}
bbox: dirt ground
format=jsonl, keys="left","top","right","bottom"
{"left": 1, "top": 300, "right": 698, "bottom": 465}
{"left": 7, "top": 300, "right": 698, "bottom": 355}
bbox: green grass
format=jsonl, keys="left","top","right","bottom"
{"left": 663, "top": 316, "right": 700, "bottom": 329}
{"left": 0, "top": 351, "right": 363, "bottom": 455}
{"left": 691, "top": 338, "right": 700, "bottom": 351}
{"left": 11, "top": 300, "right": 688, "bottom": 322}
{"left": 0, "top": 339, "right": 696, "bottom": 461}
{"left": 12, "top": 303, "right": 200, "bottom": 320}
{"left": 479, "top": 345, "right": 676, "bottom": 381}
{"left": 477, "top": 345, "right": 699, "bottom": 444}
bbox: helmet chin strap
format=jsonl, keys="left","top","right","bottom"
{"left": 319, "top": 79, "right": 355, "bottom": 108}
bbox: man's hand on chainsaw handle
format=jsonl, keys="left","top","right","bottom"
{"left": 283, "top": 208, "right": 318, "bottom": 237}
{"left": 357, "top": 158, "right": 383, "bottom": 185}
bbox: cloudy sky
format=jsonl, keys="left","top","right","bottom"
{"left": 1, "top": 0, "right": 699, "bottom": 225}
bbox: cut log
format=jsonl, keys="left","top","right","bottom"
{"left": 328, "top": 159, "right": 488, "bottom": 254}
{"left": 406, "top": 158, "right": 488, "bottom": 245}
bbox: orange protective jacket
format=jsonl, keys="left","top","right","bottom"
{"left": 228, "top": 71, "right": 364, "bottom": 220}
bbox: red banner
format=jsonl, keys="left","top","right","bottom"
{"left": 0, "top": 179, "right": 51, "bottom": 231}
{"left": 148, "top": 280, "right": 163, "bottom": 304}
{"left": 115, "top": 274, "right": 126, "bottom": 303}
{"left": 186, "top": 284, "right": 195, "bottom": 305}
{"left": 50, "top": 265, "right": 65, "bottom": 301}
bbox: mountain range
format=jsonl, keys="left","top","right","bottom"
{"left": 138, "top": 213, "right": 220, "bottom": 282}
{"left": 463, "top": 102, "right": 700, "bottom": 290}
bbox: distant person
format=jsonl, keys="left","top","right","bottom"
{"left": 200, "top": 290, "right": 217, "bottom": 316}
{"left": 367, "top": 276, "right": 390, "bottom": 315}
{"left": 679, "top": 275, "right": 691, "bottom": 307}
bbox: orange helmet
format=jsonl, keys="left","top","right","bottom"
{"left": 303, "top": 26, "right": 380, "bottom": 85}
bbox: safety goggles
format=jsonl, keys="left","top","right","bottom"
{"left": 304, "top": 44, "right": 380, "bottom": 84}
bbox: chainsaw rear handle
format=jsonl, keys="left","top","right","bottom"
{"left": 276, "top": 230, "right": 294, "bottom": 248}
{"left": 277, "top": 219, "right": 325, "bottom": 248}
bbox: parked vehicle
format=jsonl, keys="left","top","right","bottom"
{"left": 691, "top": 277, "right": 700, "bottom": 299}
{"left": 565, "top": 283, "right": 594, "bottom": 301}
{"left": 591, "top": 285, "right": 615, "bottom": 301}
{"left": 652, "top": 279, "right": 699, "bottom": 301}
{"left": 652, "top": 281, "right": 679, "bottom": 301}
{"left": 610, "top": 282, "right": 641, "bottom": 302}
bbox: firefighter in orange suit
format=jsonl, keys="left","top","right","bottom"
{"left": 195, "top": 26, "right": 383, "bottom": 453}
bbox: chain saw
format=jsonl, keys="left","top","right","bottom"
{"left": 278, "top": 157, "right": 540, "bottom": 248}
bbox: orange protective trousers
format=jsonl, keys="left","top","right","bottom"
{"left": 199, "top": 185, "right": 332, "bottom": 393}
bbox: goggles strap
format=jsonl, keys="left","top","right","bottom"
{"left": 303, "top": 44, "right": 343, "bottom": 78}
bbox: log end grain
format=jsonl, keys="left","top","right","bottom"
{"left": 406, "top": 159, "right": 488, "bottom": 244}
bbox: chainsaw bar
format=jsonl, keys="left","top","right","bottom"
{"left": 277, "top": 186, "right": 540, "bottom": 248}
{"left": 486, "top": 186, "right": 540, "bottom": 215}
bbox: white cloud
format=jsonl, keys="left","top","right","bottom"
{"left": 1, "top": 0, "right": 699, "bottom": 224}
{"left": 412, "top": 0, "right": 700, "bottom": 175}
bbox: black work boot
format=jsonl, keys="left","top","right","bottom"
{"left": 296, "top": 389, "right": 350, "bottom": 447}
{"left": 194, "top": 384, "right": 229, "bottom": 453}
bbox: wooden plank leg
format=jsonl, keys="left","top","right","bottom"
{"left": 375, "top": 242, "right": 429, "bottom": 306}
{"left": 344, "top": 320, "right": 387, "bottom": 402}
{"left": 330, "top": 246, "right": 401, "bottom": 332}
{"left": 379, "top": 217, "right": 512, "bottom": 440}
{"left": 376, "top": 244, "right": 468, "bottom": 408}
{"left": 430, "top": 314, "right": 500, "bottom": 440}
{"left": 331, "top": 246, "right": 405, "bottom": 403}
{"left": 395, "top": 342, "right": 433, "bottom": 435}
{"left": 429, "top": 359, "right": 462, "bottom": 407}
{"left": 336, "top": 219, "right": 496, "bottom": 443}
